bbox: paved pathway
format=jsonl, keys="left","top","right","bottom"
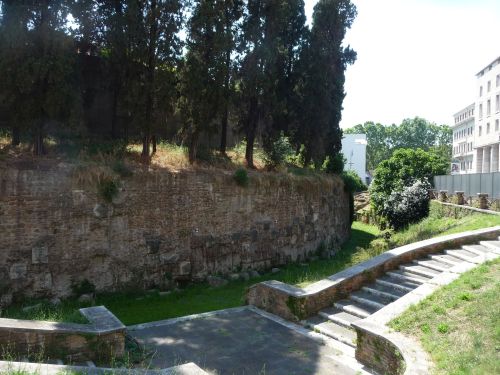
{"left": 130, "top": 307, "right": 370, "bottom": 375}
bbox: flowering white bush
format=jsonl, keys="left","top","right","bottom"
{"left": 382, "top": 179, "right": 431, "bottom": 230}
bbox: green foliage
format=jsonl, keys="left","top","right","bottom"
{"left": 263, "top": 133, "right": 294, "bottom": 169}
{"left": 381, "top": 180, "right": 431, "bottom": 230}
{"left": 370, "top": 148, "right": 448, "bottom": 216}
{"left": 322, "top": 153, "right": 345, "bottom": 174}
{"left": 341, "top": 170, "right": 367, "bottom": 193}
{"left": 345, "top": 118, "right": 452, "bottom": 172}
{"left": 98, "top": 178, "right": 119, "bottom": 203}
{"left": 233, "top": 168, "right": 249, "bottom": 187}
{"left": 71, "top": 279, "right": 96, "bottom": 296}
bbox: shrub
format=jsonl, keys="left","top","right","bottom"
{"left": 263, "top": 132, "right": 294, "bottom": 169}
{"left": 233, "top": 168, "right": 249, "bottom": 187}
{"left": 98, "top": 178, "right": 119, "bottom": 203}
{"left": 322, "top": 153, "right": 345, "bottom": 174}
{"left": 381, "top": 179, "right": 431, "bottom": 230}
{"left": 71, "top": 279, "right": 95, "bottom": 296}
{"left": 341, "top": 170, "right": 367, "bottom": 193}
{"left": 370, "top": 148, "right": 448, "bottom": 215}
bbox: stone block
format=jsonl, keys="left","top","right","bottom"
{"left": 178, "top": 261, "right": 192, "bottom": 276}
{"left": 32, "top": 245, "right": 48, "bottom": 264}
{"left": 9, "top": 263, "right": 27, "bottom": 280}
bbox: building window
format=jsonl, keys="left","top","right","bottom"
{"left": 487, "top": 123, "right": 490, "bottom": 134}
{"left": 496, "top": 119, "right": 500, "bottom": 132}
{"left": 479, "top": 126, "right": 482, "bottom": 136}
{"left": 480, "top": 86, "right": 483, "bottom": 96}
{"left": 479, "top": 103, "right": 483, "bottom": 118}
{"left": 497, "top": 74, "right": 500, "bottom": 87}
{"left": 496, "top": 95, "right": 499, "bottom": 112}
{"left": 487, "top": 100, "right": 491, "bottom": 116}
{"left": 487, "top": 81, "right": 491, "bottom": 92}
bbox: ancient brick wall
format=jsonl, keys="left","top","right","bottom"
{"left": 0, "top": 163, "right": 350, "bottom": 302}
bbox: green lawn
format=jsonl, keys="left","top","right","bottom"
{"left": 4, "top": 203, "right": 500, "bottom": 326}
{"left": 389, "top": 259, "right": 500, "bottom": 375}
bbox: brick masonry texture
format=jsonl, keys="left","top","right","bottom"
{"left": 0, "top": 163, "right": 350, "bottom": 302}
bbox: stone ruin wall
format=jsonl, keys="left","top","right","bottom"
{"left": 0, "top": 162, "right": 350, "bottom": 304}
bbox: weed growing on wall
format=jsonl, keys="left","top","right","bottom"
{"left": 233, "top": 168, "right": 249, "bottom": 187}
{"left": 98, "top": 178, "right": 119, "bottom": 203}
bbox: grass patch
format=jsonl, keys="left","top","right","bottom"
{"left": 389, "top": 259, "right": 500, "bottom": 375}
{"left": 1, "top": 299, "right": 89, "bottom": 324}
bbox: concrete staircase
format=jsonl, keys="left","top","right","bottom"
{"left": 302, "top": 239, "right": 500, "bottom": 348}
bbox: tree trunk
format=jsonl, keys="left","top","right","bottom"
{"left": 245, "top": 129, "right": 255, "bottom": 169}
{"left": 219, "top": 11, "right": 232, "bottom": 156}
{"left": 110, "top": 85, "right": 119, "bottom": 139}
{"left": 151, "top": 135, "right": 157, "bottom": 155}
{"left": 245, "top": 96, "right": 258, "bottom": 168}
{"left": 11, "top": 126, "right": 20, "bottom": 146}
{"left": 141, "top": 135, "right": 150, "bottom": 159}
{"left": 33, "top": 120, "right": 45, "bottom": 156}
{"left": 188, "top": 131, "right": 199, "bottom": 164}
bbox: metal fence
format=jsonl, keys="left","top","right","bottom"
{"left": 433, "top": 172, "right": 500, "bottom": 198}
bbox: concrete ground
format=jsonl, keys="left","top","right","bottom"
{"left": 129, "top": 307, "right": 369, "bottom": 375}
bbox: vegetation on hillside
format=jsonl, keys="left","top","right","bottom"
{"left": 0, "top": 0, "right": 357, "bottom": 171}
{"left": 390, "top": 259, "right": 500, "bottom": 375}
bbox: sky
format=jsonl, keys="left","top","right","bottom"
{"left": 304, "top": 0, "right": 500, "bottom": 129}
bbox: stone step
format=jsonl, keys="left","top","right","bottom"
{"left": 445, "top": 249, "right": 480, "bottom": 262}
{"left": 428, "top": 254, "right": 462, "bottom": 266}
{"left": 304, "top": 316, "right": 357, "bottom": 347}
{"left": 462, "top": 244, "right": 491, "bottom": 256}
{"left": 334, "top": 299, "right": 377, "bottom": 319}
{"left": 350, "top": 290, "right": 391, "bottom": 310}
{"left": 398, "top": 265, "right": 439, "bottom": 279}
{"left": 386, "top": 270, "right": 428, "bottom": 284}
{"left": 362, "top": 282, "right": 406, "bottom": 301}
{"left": 413, "top": 259, "right": 450, "bottom": 272}
{"left": 318, "top": 307, "right": 361, "bottom": 328}
{"left": 376, "top": 275, "right": 420, "bottom": 292}
{"left": 479, "top": 241, "right": 500, "bottom": 254}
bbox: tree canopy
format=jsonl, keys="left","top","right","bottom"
{"left": 0, "top": 0, "right": 357, "bottom": 168}
{"left": 344, "top": 118, "right": 452, "bottom": 172}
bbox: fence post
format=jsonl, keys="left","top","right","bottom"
{"left": 477, "top": 193, "right": 489, "bottom": 210}
{"left": 439, "top": 190, "right": 448, "bottom": 202}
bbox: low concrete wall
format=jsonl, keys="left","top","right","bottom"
{"left": 433, "top": 200, "right": 500, "bottom": 216}
{"left": 246, "top": 226, "right": 500, "bottom": 321}
{"left": 0, "top": 306, "right": 125, "bottom": 363}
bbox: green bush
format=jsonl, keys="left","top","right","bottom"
{"left": 370, "top": 148, "right": 448, "bottom": 215}
{"left": 263, "top": 132, "right": 294, "bottom": 169}
{"left": 71, "top": 279, "right": 95, "bottom": 296}
{"left": 233, "top": 168, "right": 249, "bottom": 187}
{"left": 322, "top": 153, "right": 345, "bottom": 174}
{"left": 381, "top": 180, "right": 431, "bottom": 230}
{"left": 341, "top": 170, "right": 367, "bottom": 193}
{"left": 98, "top": 178, "right": 119, "bottom": 202}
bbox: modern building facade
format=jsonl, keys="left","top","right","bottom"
{"left": 451, "top": 104, "right": 475, "bottom": 174}
{"left": 474, "top": 56, "right": 500, "bottom": 173}
{"left": 451, "top": 55, "right": 500, "bottom": 174}
{"left": 341, "top": 133, "right": 368, "bottom": 184}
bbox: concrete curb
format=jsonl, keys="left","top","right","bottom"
{"left": 0, "top": 360, "right": 208, "bottom": 375}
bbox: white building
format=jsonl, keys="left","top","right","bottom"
{"left": 342, "top": 133, "right": 368, "bottom": 184}
{"left": 474, "top": 56, "right": 500, "bottom": 173}
{"left": 451, "top": 55, "right": 500, "bottom": 174}
{"left": 451, "top": 104, "right": 475, "bottom": 174}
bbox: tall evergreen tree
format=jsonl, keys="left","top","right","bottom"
{"left": 181, "top": 0, "right": 232, "bottom": 162}
{"left": 298, "top": 0, "right": 357, "bottom": 167}
{"left": 0, "top": 0, "right": 76, "bottom": 155}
